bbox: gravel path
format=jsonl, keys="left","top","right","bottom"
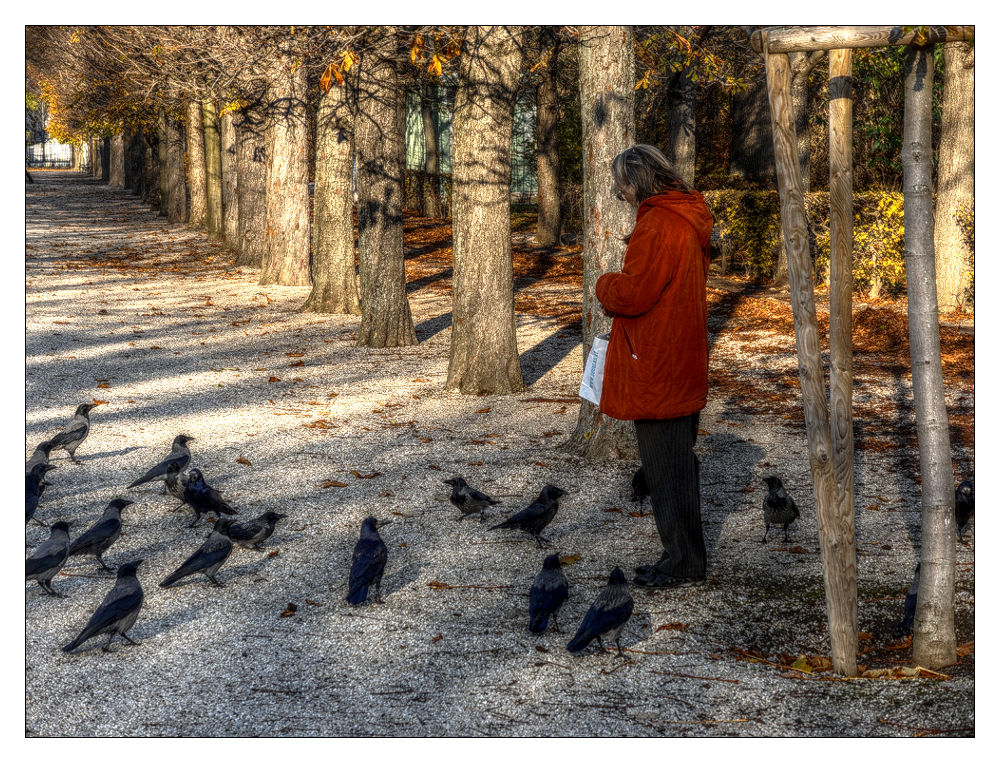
{"left": 25, "top": 172, "right": 974, "bottom": 737}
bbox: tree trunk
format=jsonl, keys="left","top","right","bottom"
{"left": 101, "top": 138, "right": 110, "bottom": 182}
{"left": 109, "top": 133, "right": 125, "bottom": 187}
{"left": 534, "top": 28, "right": 562, "bottom": 247}
{"left": 903, "top": 44, "right": 957, "bottom": 671}
{"left": 565, "top": 25, "right": 638, "bottom": 460}
{"left": 668, "top": 66, "right": 697, "bottom": 187}
{"left": 185, "top": 99, "right": 208, "bottom": 229}
{"left": 220, "top": 108, "right": 240, "bottom": 252}
{"left": 260, "top": 53, "right": 311, "bottom": 286}
{"left": 355, "top": 40, "right": 417, "bottom": 347}
{"left": 143, "top": 136, "right": 160, "bottom": 207}
{"left": 765, "top": 44, "right": 857, "bottom": 676}
{"left": 789, "top": 51, "right": 825, "bottom": 193}
{"left": 729, "top": 79, "right": 775, "bottom": 185}
{"left": 933, "top": 42, "right": 974, "bottom": 311}
{"left": 158, "top": 111, "right": 169, "bottom": 216}
{"left": 421, "top": 83, "right": 442, "bottom": 218}
{"left": 91, "top": 137, "right": 101, "bottom": 178}
{"left": 203, "top": 98, "right": 224, "bottom": 241}
{"left": 166, "top": 118, "right": 187, "bottom": 223}
{"left": 235, "top": 103, "right": 267, "bottom": 268}
{"left": 446, "top": 25, "right": 526, "bottom": 393}
{"left": 123, "top": 131, "right": 136, "bottom": 192}
{"left": 301, "top": 79, "right": 361, "bottom": 315}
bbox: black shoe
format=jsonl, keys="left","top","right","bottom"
{"left": 632, "top": 572, "right": 706, "bottom": 590}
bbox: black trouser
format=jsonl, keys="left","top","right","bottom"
{"left": 634, "top": 412, "right": 706, "bottom": 578}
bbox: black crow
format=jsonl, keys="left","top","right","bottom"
{"left": 63, "top": 559, "right": 145, "bottom": 653}
{"left": 128, "top": 434, "right": 195, "bottom": 490}
{"left": 159, "top": 519, "right": 234, "bottom": 588}
{"left": 48, "top": 403, "right": 98, "bottom": 464}
{"left": 26, "top": 521, "right": 72, "bottom": 597}
{"left": 26, "top": 463, "right": 57, "bottom": 526}
{"left": 892, "top": 563, "right": 920, "bottom": 633}
{"left": 567, "top": 567, "right": 634, "bottom": 658}
{"left": 631, "top": 466, "right": 649, "bottom": 506}
{"left": 762, "top": 475, "right": 800, "bottom": 543}
{"left": 489, "top": 485, "right": 567, "bottom": 548}
{"left": 347, "top": 516, "right": 389, "bottom": 605}
{"left": 182, "top": 468, "right": 237, "bottom": 528}
{"left": 529, "top": 554, "right": 569, "bottom": 633}
{"left": 444, "top": 477, "right": 500, "bottom": 521}
{"left": 68, "top": 498, "right": 133, "bottom": 571}
{"left": 227, "top": 511, "right": 288, "bottom": 550}
{"left": 955, "top": 480, "right": 974, "bottom": 541}
{"left": 26, "top": 440, "right": 54, "bottom": 474}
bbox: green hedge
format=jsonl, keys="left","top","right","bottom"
{"left": 703, "top": 190, "right": 974, "bottom": 299}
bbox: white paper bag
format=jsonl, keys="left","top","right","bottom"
{"left": 579, "top": 333, "right": 610, "bottom": 406}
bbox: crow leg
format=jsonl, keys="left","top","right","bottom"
{"left": 761, "top": 525, "right": 770, "bottom": 544}
{"left": 534, "top": 535, "right": 546, "bottom": 549}
{"left": 596, "top": 635, "right": 605, "bottom": 653}
{"left": 96, "top": 555, "right": 112, "bottom": 572}
{"left": 375, "top": 581, "right": 383, "bottom": 604}
{"left": 207, "top": 574, "right": 224, "bottom": 587}
{"left": 121, "top": 632, "right": 139, "bottom": 646}
{"left": 103, "top": 633, "right": 116, "bottom": 652}
{"left": 551, "top": 613, "right": 561, "bottom": 634}
{"left": 188, "top": 514, "right": 202, "bottom": 528}
{"left": 783, "top": 525, "right": 790, "bottom": 543}
{"left": 616, "top": 638, "right": 626, "bottom": 659}
{"left": 31, "top": 517, "right": 48, "bottom": 528}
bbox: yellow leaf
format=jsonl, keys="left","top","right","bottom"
{"left": 791, "top": 656, "right": 813, "bottom": 673}
{"left": 558, "top": 553, "right": 581, "bottom": 566}
{"left": 342, "top": 51, "right": 357, "bottom": 72}
{"left": 236, "top": 457, "right": 252, "bottom": 466}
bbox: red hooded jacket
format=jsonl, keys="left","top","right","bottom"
{"left": 594, "top": 190, "right": 714, "bottom": 421}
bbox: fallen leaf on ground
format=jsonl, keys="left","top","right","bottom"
{"left": 468, "top": 461, "right": 483, "bottom": 466}
{"left": 380, "top": 490, "right": 395, "bottom": 497}
{"left": 791, "top": 657, "right": 812, "bottom": 673}
{"left": 392, "top": 510, "right": 416, "bottom": 518}
{"left": 289, "top": 360, "right": 304, "bottom": 367}
{"left": 322, "top": 480, "right": 348, "bottom": 488}
{"left": 305, "top": 599, "right": 322, "bottom": 607}
{"left": 286, "top": 352, "right": 304, "bottom": 357}
{"left": 427, "top": 464, "right": 441, "bottom": 470}
{"left": 559, "top": 553, "right": 581, "bottom": 566}
{"left": 629, "top": 511, "right": 652, "bottom": 517}
{"left": 656, "top": 622, "right": 689, "bottom": 631}
{"left": 92, "top": 398, "right": 109, "bottom": 405}
{"left": 956, "top": 640, "right": 974, "bottom": 657}
{"left": 350, "top": 470, "right": 382, "bottom": 479}
{"left": 97, "top": 383, "right": 111, "bottom": 389}
{"left": 236, "top": 457, "right": 252, "bottom": 466}
{"left": 865, "top": 504, "right": 879, "bottom": 511}
{"left": 268, "top": 549, "right": 280, "bottom": 557}
{"left": 535, "top": 645, "right": 549, "bottom": 653}
{"left": 787, "top": 546, "right": 809, "bottom": 554}
{"left": 431, "top": 634, "right": 443, "bottom": 643}
{"left": 280, "top": 603, "right": 298, "bottom": 618}
{"left": 859, "top": 632, "right": 873, "bottom": 640}
{"left": 698, "top": 429, "right": 711, "bottom": 436}
{"left": 476, "top": 408, "right": 491, "bottom": 414}
{"left": 604, "top": 508, "right": 623, "bottom": 513}
{"left": 268, "top": 376, "right": 281, "bottom": 382}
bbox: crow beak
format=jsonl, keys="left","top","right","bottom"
{"left": 379, "top": 519, "right": 394, "bottom": 529}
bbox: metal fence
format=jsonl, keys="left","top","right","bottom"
{"left": 404, "top": 87, "right": 538, "bottom": 203}
{"left": 26, "top": 141, "right": 75, "bottom": 168}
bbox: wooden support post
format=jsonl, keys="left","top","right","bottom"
{"left": 827, "top": 46, "right": 858, "bottom": 662}
{"left": 763, "top": 37, "right": 858, "bottom": 676}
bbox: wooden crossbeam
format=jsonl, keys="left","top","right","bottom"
{"left": 752, "top": 25, "right": 974, "bottom": 55}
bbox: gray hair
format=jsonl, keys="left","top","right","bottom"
{"left": 610, "top": 144, "right": 691, "bottom": 204}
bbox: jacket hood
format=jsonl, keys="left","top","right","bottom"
{"left": 637, "top": 191, "right": 714, "bottom": 250}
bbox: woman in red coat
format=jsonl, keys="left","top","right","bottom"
{"left": 595, "top": 144, "right": 714, "bottom": 589}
